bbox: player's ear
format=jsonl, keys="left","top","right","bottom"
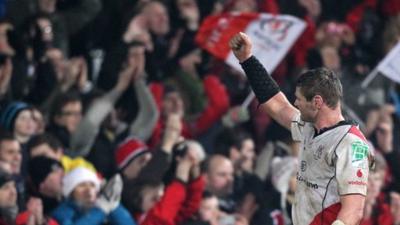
{"left": 313, "top": 95, "right": 323, "bottom": 109}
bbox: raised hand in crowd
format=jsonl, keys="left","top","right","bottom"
{"left": 0, "top": 22, "right": 15, "bottom": 56}
{"left": 45, "top": 48, "right": 64, "bottom": 75}
{"left": 185, "top": 141, "right": 206, "bottom": 180}
{"left": 96, "top": 174, "right": 123, "bottom": 214}
{"left": 175, "top": 149, "right": 194, "bottom": 183}
{"left": 26, "top": 197, "right": 44, "bottom": 225}
{"left": 340, "top": 23, "right": 356, "bottom": 45}
{"left": 115, "top": 65, "right": 138, "bottom": 92}
{"left": 115, "top": 45, "right": 146, "bottom": 92}
{"left": 123, "top": 15, "right": 153, "bottom": 51}
{"left": 59, "top": 57, "right": 88, "bottom": 92}
{"left": 0, "top": 58, "right": 12, "bottom": 96}
{"left": 75, "top": 58, "right": 89, "bottom": 93}
{"left": 127, "top": 44, "right": 146, "bottom": 77}
{"left": 298, "top": 0, "right": 321, "bottom": 20}
{"left": 161, "top": 113, "right": 183, "bottom": 153}
{"left": 316, "top": 22, "right": 355, "bottom": 48}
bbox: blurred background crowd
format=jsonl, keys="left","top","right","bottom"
{"left": 0, "top": 0, "right": 399, "bottom": 224}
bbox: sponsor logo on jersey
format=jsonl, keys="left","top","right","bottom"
{"left": 351, "top": 140, "right": 369, "bottom": 167}
{"left": 348, "top": 180, "right": 367, "bottom": 186}
{"left": 296, "top": 173, "right": 318, "bottom": 189}
{"left": 314, "top": 146, "right": 323, "bottom": 160}
{"left": 301, "top": 160, "right": 307, "bottom": 172}
{"left": 357, "top": 169, "right": 363, "bottom": 178}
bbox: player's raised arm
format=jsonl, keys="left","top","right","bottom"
{"left": 229, "top": 32, "right": 298, "bottom": 130}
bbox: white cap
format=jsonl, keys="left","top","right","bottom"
{"left": 62, "top": 167, "right": 100, "bottom": 197}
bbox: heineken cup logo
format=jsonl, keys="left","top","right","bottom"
{"left": 351, "top": 140, "right": 369, "bottom": 167}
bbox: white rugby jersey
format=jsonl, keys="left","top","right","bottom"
{"left": 290, "top": 112, "right": 370, "bottom": 225}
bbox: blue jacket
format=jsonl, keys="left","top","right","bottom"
{"left": 52, "top": 201, "right": 136, "bottom": 225}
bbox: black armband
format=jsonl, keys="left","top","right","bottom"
{"left": 240, "top": 56, "right": 280, "bottom": 104}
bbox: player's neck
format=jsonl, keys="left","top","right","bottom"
{"left": 314, "top": 107, "right": 345, "bottom": 133}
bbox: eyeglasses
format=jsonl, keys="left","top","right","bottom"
{"left": 60, "top": 111, "right": 81, "bottom": 117}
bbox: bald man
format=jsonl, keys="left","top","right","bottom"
{"left": 204, "top": 155, "right": 235, "bottom": 212}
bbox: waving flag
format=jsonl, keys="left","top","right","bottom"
{"left": 196, "top": 12, "right": 306, "bottom": 73}
{"left": 361, "top": 41, "right": 400, "bottom": 88}
{"left": 376, "top": 41, "right": 400, "bottom": 83}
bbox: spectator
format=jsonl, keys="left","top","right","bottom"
{"left": 26, "top": 156, "right": 64, "bottom": 215}
{"left": 52, "top": 167, "right": 136, "bottom": 225}
{"left": 124, "top": 141, "right": 205, "bottom": 225}
{"left": 0, "top": 102, "right": 38, "bottom": 177}
{"left": 236, "top": 175, "right": 284, "bottom": 225}
{"left": 115, "top": 137, "right": 152, "bottom": 180}
{"left": 124, "top": 1, "right": 171, "bottom": 81}
{"left": 0, "top": 133, "right": 21, "bottom": 176}
{"left": 270, "top": 156, "right": 298, "bottom": 224}
{"left": 360, "top": 153, "right": 393, "bottom": 225}
{"left": 27, "top": 133, "right": 95, "bottom": 174}
{"left": 0, "top": 1, "right": 397, "bottom": 225}
{"left": 6, "top": 0, "right": 102, "bottom": 56}
{"left": 46, "top": 91, "right": 82, "bottom": 150}
{"left": 370, "top": 114, "right": 400, "bottom": 192}
{"left": 85, "top": 50, "right": 158, "bottom": 177}
{"left": 191, "top": 191, "right": 220, "bottom": 225}
{"left": 120, "top": 114, "right": 186, "bottom": 217}
{"left": 204, "top": 155, "right": 235, "bottom": 213}
{"left": 0, "top": 133, "right": 25, "bottom": 209}
{"left": 0, "top": 102, "right": 36, "bottom": 144}
{"left": 214, "top": 128, "right": 256, "bottom": 175}
{"left": 0, "top": 169, "right": 18, "bottom": 225}
{"left": 16, "top": 197, "right": 59, "bottom": 225}
{"left": 149, "top": 75, "right": 230, "bottom": 147}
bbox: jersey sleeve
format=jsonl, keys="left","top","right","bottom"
{"left": 291, "top": 111, "right": 305, "bottom": 142}
{"left": 335, "top": 134, "right": 369, "bottom": 196}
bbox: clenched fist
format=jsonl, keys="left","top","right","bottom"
{"left": 229, "top": 32, "right": 253, "bottom": 63}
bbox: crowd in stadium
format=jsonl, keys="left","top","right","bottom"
{"left": 0, "top": 0, "right": 399, "bottom": 224}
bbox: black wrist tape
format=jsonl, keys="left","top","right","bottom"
{"left": 240, "top": 56, "right": 280, "bottom": 104}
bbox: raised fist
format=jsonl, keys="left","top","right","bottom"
{"left": 229, "top": 32, "right": 253, "bottom": 63}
